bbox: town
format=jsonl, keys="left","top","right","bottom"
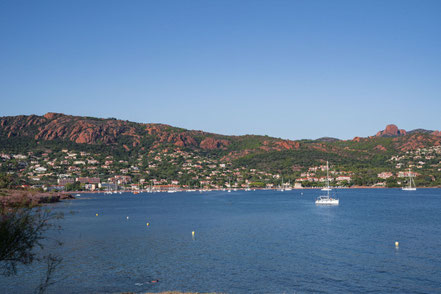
{"left": 2, "top": 144, "right": 441, "bottom": 192}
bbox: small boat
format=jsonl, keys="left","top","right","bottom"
{"left": 402, "top": 168, "right": 416, "bottom": 191}
{"left": 315, "top": 190, "right": 339, "bottom": 205}
{"left": 75, "top": 193, "right": 81, "bottom": 197}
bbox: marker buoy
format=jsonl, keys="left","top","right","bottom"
{"left": 395, "top": 241, "right": 399, "bottom": 247}
{"left": 96, "top": 213, "right": 99, "bottom": 216}
{"left": 126, "top": 216, "right": 129, "bottom": 220}
{"left": 192, "top": 231, "right": 195, "bottom": 237}
{"left": 146, "top": 222, "right": 150, "bottom": 227}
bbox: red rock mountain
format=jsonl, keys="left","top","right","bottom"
{"left": 0, "top": 113, "right": 298, "bottom": 152}
{"left": 1, "top": 114, "right": 440, "bottom": 160}
{"left": 376, "top": 124, "right": 407, "bottom": 137}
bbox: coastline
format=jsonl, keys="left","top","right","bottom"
{"left": 3, "top": 185, "right": 438, "bottom": 206}
{"left": 68, "top": 185, "right": 441, "bottom": 194}
{"left": 0, "top": 189, "right": 75, "bottom": 208}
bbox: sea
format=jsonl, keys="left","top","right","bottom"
{"left": 1, "top": 188, "right": 441, "bottom": 294}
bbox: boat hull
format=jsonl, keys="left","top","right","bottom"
{"left": 315, "top": 198, "right": 339, "bottom": 205}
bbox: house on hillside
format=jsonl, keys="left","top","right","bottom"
{"left": 336, "top": 176, "right": 351, "bottom": 182}
{"left": 378, "top": 172, "right": 393, "bottom": 179}
{"left": 76, "top": 177, "right": 100, "bottom": 184}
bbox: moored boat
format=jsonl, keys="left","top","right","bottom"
{"left": 315, "top": 190, "right": 339, "bottom": 205}
{"left": 402, "top": 168, "right": 416, "bottom": 191}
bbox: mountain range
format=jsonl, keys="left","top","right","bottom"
{"left": 1, "top": 113, "right": 440, "bottom": 173}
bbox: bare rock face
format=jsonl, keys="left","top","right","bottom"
{"left": 43, "top": 112, "right": 63, "bottom": 120}
{"left": 274, "top": 140, "right": 300, "bottom": 150}
{"left": 31, "top": 114, "right": 142, "bottom": 145}
{"left": 374, "top": 145, "right": 387, "bottom": 151}
{"left": 145, "top": 125, "right": 164, "bottom": 135}
{"left": 174, "top": 134, "right": 198, "bottom": 147}
{"left": 200, "top": 137, "right": 230, "bottom": 150}
{"left": 376, "top": 124, "right": 407, "bottom": 137}
{"left": 395, "top": 133, "right": 441, "bottom": 151}
{"left": 0, "top": 115, "right": 47, "bottom": 138}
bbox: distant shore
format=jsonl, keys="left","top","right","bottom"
{"left": 68, "top": 185, "right": 441, "bottom": 194}
{"left": 3, "top": 185, "right": 438, "bottom": 207}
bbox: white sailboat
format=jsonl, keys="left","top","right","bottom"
{"left": 279, "top": 177, "right": 285, "bottom": 192}
{"left": 402, "top": 168, "right": 416, "bottom": 191}
{"left": 321, "top": 161, "right": 332, "bottom": 191}
{"left": 315, "top": 189, "right": 339, "bottom": 205}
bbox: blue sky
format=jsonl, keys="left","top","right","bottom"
{"left": 1, "top": 0, "right": 440, "bottom": 139}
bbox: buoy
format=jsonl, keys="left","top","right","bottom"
{"left": 126, "top": 216, "right": 129, "bottom": 220}
{"left": 96, "top": 213, "right": 98, "bottom": 216}
{"left": 395, "top": 241, "right": 399, "bottom": 247}
{"left": 192, "top": 231, "right": 195, "bottom": 236}
{"left": 146, "top": 222, "right": 150, "bottom": 227}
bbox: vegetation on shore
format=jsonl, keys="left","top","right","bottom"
{"left": 0, "top": 187, "right": 65, "bottom": 293}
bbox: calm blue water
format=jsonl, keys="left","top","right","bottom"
{"left": 2, "top": 189, "right": 441, "bottom": 294}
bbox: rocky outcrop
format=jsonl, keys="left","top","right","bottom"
{"left": 200, "top": 137, "right": 230, "bottom": 150}
{"left": 274, "top": 140, "right": 300, "bottom": 150}
{"left": 161, "top": 133, "right": 198, "bottom": 148}
{"left": 43, "top": 112, "right": 63, "bottom": 120}
{"left": 0, "top": 113, "right": 247, "bottom": 151}
{"left": 395, "top": 134, "right": 441, "bottom": 152}
{"left": 376, "top": 124, "right": 406, "bottom": 137}
{"left": 0, "top": 115, "right": 47, "bottom": 138}
{"left": 0, "top": 190, "right": 75, "bottom": 207}
{"left": 374, "top": 145, "right": 387, "bottom": 151}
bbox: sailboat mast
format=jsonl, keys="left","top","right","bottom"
{"left": 326, "top": 161, "right": 329, "bottom": 188}
{"left": 409, "top": 168, "right": 415, "bottom": 189}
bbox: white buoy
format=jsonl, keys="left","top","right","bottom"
{"left": 126, "top": 216, "right": 129, "bottom": 220}
{"left": 395, "top": 241, "right": 399, "bottom": 247}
